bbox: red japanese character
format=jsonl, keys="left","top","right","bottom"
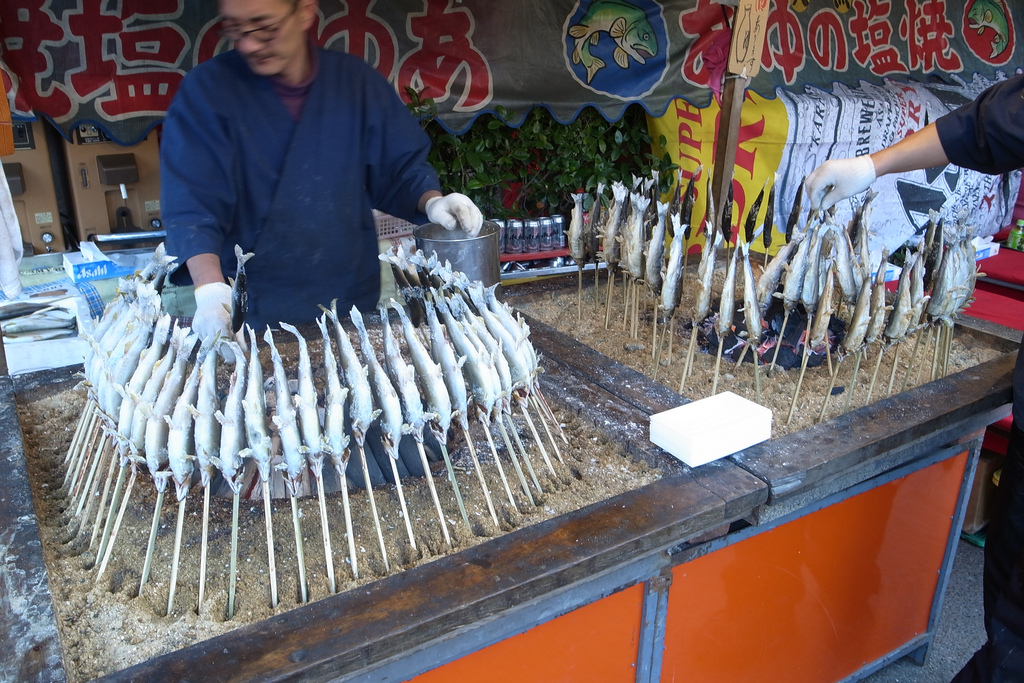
{"left": 900, "top": 0, "right": 963, "bottom": 73}
{"left": 761, "top": 1, "right": 806, "bottom": 85}
{"left": 678, "top": 0, "right": 732, "bottom": 90}
{"left": 318, "top": 0, "right": 398, "bottom": 80}
{"left": 396, "top": 0, "right": 491, "bottom": 112}
{"left": 0, "top": 2, "right": 72, "bottom": 117}
{"left": 849, "top": 0, "right": 908, "bottom": 76}
{"left": 808, "top": 9, "right": 849, "bottom": 71}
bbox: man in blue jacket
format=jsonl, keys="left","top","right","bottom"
{"left": 162, "top": 0, "right": 481, "bottom": 340}
{"left": 806, "top": 73, "right": 1024, "bottom": 682}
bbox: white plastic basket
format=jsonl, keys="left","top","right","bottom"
{"left": 373, "top": 210, "right": 418, "bottom": 239}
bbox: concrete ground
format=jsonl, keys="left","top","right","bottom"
{"left": 860, "top": 540, "right": 986, "bottom": 682}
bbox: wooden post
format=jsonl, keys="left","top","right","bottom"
{"left": 710, "top": 0, "right": 771, "bottom": 230}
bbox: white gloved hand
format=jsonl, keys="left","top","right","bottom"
{"left": 425, "top": 193, "right": 484, "bottom": 236}
{"left": 192, "top": 282, "right": 233, "bottom": 345}
{"left": 804, "top": 156, "right": 876, "bottom": 211}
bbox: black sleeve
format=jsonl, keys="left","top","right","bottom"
{"left": 936, "top": 74, "right": 1024, "bottom": 175}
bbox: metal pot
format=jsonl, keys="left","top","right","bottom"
{"left": 413, "top": 221, "right": 501, "bottom": 292}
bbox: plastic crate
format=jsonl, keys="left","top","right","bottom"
{"left": 374, "top": 210, "right": 417, "bottom": 239}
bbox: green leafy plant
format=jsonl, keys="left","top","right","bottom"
{"left": 407, "top": 88, "right": 678, "bottom": 219}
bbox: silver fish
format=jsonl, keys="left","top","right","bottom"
{"left": 350, "top": 306, "right": 405, "bottom": 456}
{"left": 280, "top": 322, "right": 325, "bottom": 469}
{"left": 568, "top": 192, "right": 587, "bottom": 263}
{"left": 114, "top": 313, "right": 172, "bottom": 451}
{"left": 808, "top": 261, "right": 836, "bottom": 349}
{"left": 379, "top": 303, "right": 430, "bottom": 438}
{"left": 241, "top": 326, "right": 273, "bottom": 481}
{"left": 392, "top": 301, "right": 452, "bottom": 439}
{"left": 144, "top": 327, "right": 195, "bottom": 492}
{"left": 840, "top": 276, "right": 873, "bottom": 355}
{"left": 740, "top": 242, "right": 763, "bottom": 344}
{"left": 756, "top": 229, "right": 800, "bottom": 315}
{"left": 864, "top": 252, "right": 891, "bottom": 346}
{"left": 800, "top": 222, "right": 826, "bottom": 317}
{"left": 214, "top": 341, "right": 249, "bottom": 492}
{"left": 265, "top": 327, "right": 306, "bottom": 492}
{"left": 884, "top": 251, "right": 919, "bottom": 342}
{"left": 781, "top": 227, "right": 812, "bottom": 315}
{"left": 165, "top": 355, "right": 201, "bottom": 501}
{"left": 127, "top": 328, "right": 176, "bottom": 463}
{"left": 230, "top": 244, "right": 255, "bottom": 334}
{"left": 645, "top": 201, "right": 670, "bottom": 291}
{"left": 191, "top": 344, "right": 221, "bottom": 487}
{"left": 437, "top": 296, "right": 500, "bottom": 420}
{"left": 716, "top": 243, "right": 740, "bottom": 338}
{"left": 659, "top": 213, "right": 686, "bottom": 318}
{"left": 621, "top": 192, "right": 650, "bottom": 281}
{"left": 831, "top": 219, "right": 861, "bottom": 306}
{"left": 601, "top": 181, "right": 628, "bottom": 267}
{"left": 467, "top": 283, "right": 532, "bottom": 389}
{"left": 693, "top": 222, "right": 722, "bottom": 322}
{"left": 317, "top": 314, "right": 350, "bottom": 475}
{"left": 323, "top": 302, "right": 378, "bottom": 445}
{"left": 425, "top": 296, "right": 470, "bottom": 433}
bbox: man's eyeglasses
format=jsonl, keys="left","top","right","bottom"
{"left": 218, "top": 4, "right": 297, "bottom": 44}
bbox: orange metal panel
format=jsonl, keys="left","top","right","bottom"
{"left": 413, "top": 582, "right": 645, "bottom": 682}
{"left": 661, "top": 452, "right": 968, "bottom": 683}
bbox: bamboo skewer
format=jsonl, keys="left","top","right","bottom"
{"left": 679, "top": 323, "right": 700, "bottom": 394}
{"left": 314, "top": 471, "right": 336, "bottom": 593}
{"left": 436, "top": 437, "right": 470, "bottom": 530}
{"left": 885, "top": 342, "right": 902, "bottom": 396}
{"left": 227, "top": 491, "right": 239, "bottom": 618}
{"left": 90, "top": 457, "right": 125, "bottom": 550}
{"left": 865, "top": 344, "right": 886, "bottom": 406}
{"left": 198, "top": 483, "right": 211, "bottom": 613}
{"left": 843, "top": 349, "right": 864, "bottom": 413}
{"left": 505, "top": 413, "right": 543, "bottom": 493}
{"left": 710, "top": 337, "right": 726, "bottom": 397}
{"left": 416, "top": 439, "right": 453, "bottom": 546}
{"left": 337, "top": 468, "right": 359, "bottom": 579}
{"left": 74, "top": 433, "right": 109, "bottom": 519}
{"left": 524, "top": 396, "right": 559, "bottom": 472}
{"left": 768, "top": 312, "right": 791, "bottom": 376}
{"left": 463, "top": 426, "right": 499, "bottom": 526}
{"left": 78, "top": 438, "right": 114, "bottom": 540}
{"left": 497, "top": 418, "right": 535, "bottom": 507}
{"left": 96, "top": 465, "right": 137, "bottom": 580}
{"left": 354, "top": 443, "right": 388, "bottom": 574}
{"left": 290, "top": 493, "right": 308, "bottom": 603}
{"left": 262, "top": 478, "right": 280, "bottom": 606}
{"left": 481, "top": 418, "right": 518, "bottom": 513}
{"left": 387, "top": 454, "right": 417, "bottom": 551}
{"left": 139, "top": 488, "right": 165, "bottom": 594}
{"left": 167, "top": 496, "right": 187, "bottom": 615}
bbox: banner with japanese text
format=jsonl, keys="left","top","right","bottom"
{"left": 0, "top": 0, "right": 1021, "bottom": 145}
{"left": 650, "top": 75, "right": 1022, "bottom": 257}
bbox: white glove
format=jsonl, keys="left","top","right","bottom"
{"left": 426, "top": 193, "right": 484, "bottom": 236}
{"left": 804, "top": 156, "right": 876, "bottom": 211}
{"left": 192, "top": 282, "right": 233, "bottom": 345}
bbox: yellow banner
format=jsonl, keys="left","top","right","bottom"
{"left": 649, "top": 92, "right": 789, "bottom": 256}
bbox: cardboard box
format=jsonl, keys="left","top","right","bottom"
{"left": 63, "top": 242, "right": 139, "bottom": 283}
{"left": 974, "top": 236, "right": 1001, "bottom": 261}
{"left": 962, "top": 448, "right": 1005, "bottom": 535}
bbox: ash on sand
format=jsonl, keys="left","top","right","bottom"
{"left": 509, "top": 273, "right": 1001, "bottom": 438}
{"left": 16, "top": 362, "right": 660, "bottom": 682}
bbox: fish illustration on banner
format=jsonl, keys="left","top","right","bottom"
{"left": 564, "top": 0, "right": 668, "bottom": 99}
{"left": 965, "top": 0, "right": 1013, "bottom": 61}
